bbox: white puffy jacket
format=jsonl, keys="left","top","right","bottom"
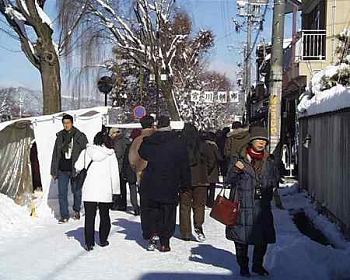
{"left": 75, "top": 144, "right": 120, "bottom": 203}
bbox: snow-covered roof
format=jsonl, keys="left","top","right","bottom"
{"left": 298, "top": 63, "right": 350, "bottom": 117}
{"left": 298, "top": 85, "right": 350, "bottom": 117}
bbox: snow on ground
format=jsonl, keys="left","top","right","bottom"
{"left": 1, "top": 184, "right": 350, "bottom": 280}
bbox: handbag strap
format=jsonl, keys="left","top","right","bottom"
{"left": 218, "top": 184, "right": 230, "bottom": 199}
{"left": 84, "top": 150, "right": 93, "bottom": 171}
{"left": 86, "top": 160, "right": 93, "bottom": 171}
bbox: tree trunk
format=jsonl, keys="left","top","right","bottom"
{"left": 161, "top": 79, "right": 180, "bottom": 121}
{"left": 41, "top": 57, "right": 61, "bottom": 115}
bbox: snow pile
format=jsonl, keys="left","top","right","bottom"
{"left": 268, "top": 184, "right": 350, "bottom": 279}
{"left": 0, "top": 193, "right": 34, "bottom": 236}
{"left": 280, "top": 184, "right": 349, "bottom": 249}
{"left": 297, "top": 64, "right": 350, "bottom": 116}
{"left": 298, "top": 84, "right": 350, "bottom": 116}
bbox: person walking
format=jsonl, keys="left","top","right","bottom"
{"left": 128, "top": 115, "right": 155, "bottom": 183}
{"left": 225, "top": 126, "right": 278, "bottom": 277}
{"left": 138, "top": 116, "right": 190, "bottom": 252}
{"left": 216, "top": 127, "right": 230, "bottom": 177}
{"left": 224, "top": 121, "right": 250, "bottom": 160}
{"left": 122, "top": 142, "right": 140, "bottom": 216}
{"left": 204, "top": 132, "right": 223, "bottom": 208}
{"left": 180, "top": 123, "right": 215, "bottom": 242}
{"left": 108, "top": 128, "right": 130, "bottom": 211}
{"left": 51, "top": 114, "right": 88, "bottom": 223}
{"left": 75, "top": 132, "right": 120, "bottom": 251}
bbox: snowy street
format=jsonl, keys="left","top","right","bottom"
{"left": 1, "top": 184, "right": 350, "bottom": 280}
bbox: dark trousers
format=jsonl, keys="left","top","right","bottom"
{"left": 58, "top": 170, "right": 81, "bottom": 219}
{"left": 84, "top": 202, "right": 111, "bottom": 246}
{"left": 179, "top": 186, "right": 207, "bottom": 238}
{"left": 129, "top": 183, "right": 139, "bottom": 212}
{"left": 112, "top": 176, "right": 127, "bottom": 210}
{"left": 206, "top": 183, "right": 216, "bottom": 208}
{"left": 234, "top": 241, "right": 268, "bottom": 268}
{"left": 140, "top": 197, "right": 177, "bottom": 246}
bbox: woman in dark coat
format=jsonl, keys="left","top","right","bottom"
{"left": 225, "top": 126, "right": 279, "bottom": 277}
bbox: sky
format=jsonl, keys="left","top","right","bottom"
{"left": 0, "top": 0, "right": 296, "bottom": 92}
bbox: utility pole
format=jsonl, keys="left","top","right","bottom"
{"left": 235, "top": 0, "right": 267, "bottom": 124}
{"left": 245, "top": 1, "right": 253, "bottom": 125}
{"left": 268, "top": 0, "right": 285, "bottom": 153}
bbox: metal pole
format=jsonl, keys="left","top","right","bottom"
{"left": 156, "top": 71, "right": 160, "bottom": 118}
{"left": 105, "top": 93, "right": 107, "bottom": 107}
{"left": 246, "top": 0, "right": 252, "bottom": 124}
{"left": 268, "top": 0, "right": 285, "bottom": 153}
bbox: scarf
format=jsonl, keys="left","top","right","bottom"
{"left": 61, "top": 127, "right": 77, "bottom": 154}
{"left": 246, "top": 146, "right": 265, "bottom": 174}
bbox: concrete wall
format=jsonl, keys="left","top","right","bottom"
{"left": 298, "top": 109, "right": 350, "bottom": 232}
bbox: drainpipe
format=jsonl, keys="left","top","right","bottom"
{"left": 331, "top": 0, "right": 336, "bottom": 63}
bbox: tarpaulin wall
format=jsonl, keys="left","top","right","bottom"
{"left": 0, "top": 121, "right": 34, "bottom": 203}
{"left": 34, "top": 111, "right": 106, "bottom": 217}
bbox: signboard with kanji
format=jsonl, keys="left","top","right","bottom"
{"left": 191, "top": 90, "right": 201, "bottom": 102}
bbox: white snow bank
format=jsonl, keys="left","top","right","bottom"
{"left": 0, "top": 193, "right": 33, "bottom": 236}
{"left": 297, "top": 84, "right": 350, "bottom": 117}
{"left": 297, "top": 63, "right": 350, "bottom": 117}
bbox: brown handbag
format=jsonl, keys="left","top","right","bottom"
{"left": 210, "top": 186, "right": 240, "bottom": 226}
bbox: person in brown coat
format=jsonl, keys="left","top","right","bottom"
{"left": 204, "top": 132, "right": 223, "bottom": 208}
{"left": 224, "top": 121, "right": 250, "bottom": 160}
{"left": 128, "top": 115, "right": 155, "bottom": 183}
{"left": 179, "top": 123, "right": 215, "bottom": 242}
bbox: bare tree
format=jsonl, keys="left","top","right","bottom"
{"left": 59, "top": 0, "right": 192, "bottom": 120}
{"left": 0, "top": 0, "right": 61, "bottom": 114}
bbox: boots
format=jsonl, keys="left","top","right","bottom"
{"left": 235, "top": 242, "right": 251, "bottom": 277}
{"left": 252, "top": 243, "right": 269, "bottom": 276}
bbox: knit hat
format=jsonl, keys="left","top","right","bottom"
{"left": 249, "top": 126, "right": 269, "bottom": 143}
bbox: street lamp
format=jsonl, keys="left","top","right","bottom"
{"left": 97, "top": 76, "right": 114, "bottom": 106}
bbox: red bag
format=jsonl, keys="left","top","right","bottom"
{"left": 210, "top": 186, "right": 240, "bottom": 226}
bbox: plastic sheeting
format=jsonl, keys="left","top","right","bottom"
{"left": 0, "top": 107, "right": 109, "bottom": 216}
{"left": 0, "top": 121, "right": 34, "bottom": 203}
{"left": 34, "top": 109, "right": 107, "bottom": 217}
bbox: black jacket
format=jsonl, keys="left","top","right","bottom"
{"left": 51, "top": 128, "right": 88, "bottom": 177}
{"left": 139, "top": 130, "right": 191, "bottom": 203}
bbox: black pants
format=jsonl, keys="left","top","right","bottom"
{"left": 234, "top": 241, "right": 268, "bottom": 268}
{"left": 84, "top": 202, "right": 111, "bottom": 246}
{"left": 112, "top": 176, "right": 127, "bottom": 210}
{"left": 140, "top": 197, "right": 177, "bottom": 246}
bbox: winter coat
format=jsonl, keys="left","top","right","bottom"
{"left": 138, "top": 129, "right": 191, "bottom": 203}
{"left": 188, "top": 141, "right": 216, "bottom": 187}
{"left": 111, "top": 137, "right": 130, "bottom": 173}
{"left": 224, "top": 127, "right": 250, "bottom": 159}
{"left": 51, "top": 127, "right": 88, "bottom": 177}
{"left": 128, "top": 128, "right": 155, "bottom": 181}
{"left": 122, "top": 144, "right": 137, "bottom": 185}
{"left": 75, "top": 144, "right": 120, "bottom": 203}
{"left": 206, "top": 140, "right": 223, "bottom": 184}
{"left": 225, "top": 147, "right": 278, "bottom": 245}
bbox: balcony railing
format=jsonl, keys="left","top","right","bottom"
{"left": 299, "top": 29, "right": 326, "bottom": 60}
